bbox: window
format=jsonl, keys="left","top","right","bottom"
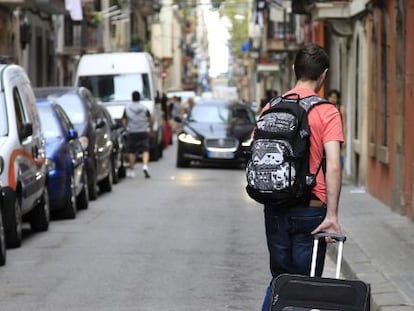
{"left": 380, "top": 9, "right": 389, "bottom": 147}
{"left": 13, "top": 87, "right": 26, "bottom": 140}
{"left": 369, "top": 19, "right": 377, "bottom": 150}
{"left": 78, "top": 73, "right": 152, "bottom": 102}
{"left": 38, "top": 106, "right": 62, "bottom": 139}
{"left": 354, "top": 36, "right": 360, "bottom": 140}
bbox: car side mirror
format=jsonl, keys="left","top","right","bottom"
{"left": 20, "top": 122, "right": 33, "bottom": 140}
{"left": 96, "top": 118, "right": 106, "bottom": 129}
{"left": 67, "top": 128, "right": 78, "bottom": 140}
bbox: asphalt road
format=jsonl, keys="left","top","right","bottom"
{"left": 0, "top": 143, "right": 271, "bottom": 311}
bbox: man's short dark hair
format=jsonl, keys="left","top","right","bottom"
{"left": 294, "top": 44, "right": 330, "bottom": 81}
{"left": 132, "top": 91, "right": 140, "bottom": 102}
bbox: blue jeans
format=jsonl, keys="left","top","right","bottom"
{"left": 261, "top": 206, "right": 327, "bottom": 311}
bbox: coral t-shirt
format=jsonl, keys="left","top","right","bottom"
{"left": 261, "top": 87, "right": 344, "bottom": 203}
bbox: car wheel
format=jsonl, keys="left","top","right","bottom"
{"left": 118, "top": 164, "right": 126, "bottom": 179}
{"left": 62, "top": 175, "right": 77, "bottom": 219}
{"left": 150, "top": 144, "right": 160, "bottom": 161}
{"left": 0, "top": 210, "right": 7, "bottom": 266}
{"left": 88, "top": 166, "right": 99, "bottom": 201}
{"left": 30, "top": 187, "right": 50, "bottom": 232}
{"left": 176, "top": 157, "right": 190, "bottom": 168}
{"left": 77, "top": 172, "right": 89, "bottom": 210}
{"left": 99, "top": 160, "right": 113, "bottom": 193}
{"left": 158, "top": 141, "right": 164, "bottom": 159}
{"left": 6, "top": 195, "right": 23, "bottom": 248}
{"left": 112, "top": 157, "right": 119, "bottom": 184}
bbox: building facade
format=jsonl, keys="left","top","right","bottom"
{"left": 255, "top": 0, "right": 414, "bottom": 219}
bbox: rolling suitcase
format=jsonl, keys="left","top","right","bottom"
{"left": 269, "top": 232, "right": 371, "bottom": 311}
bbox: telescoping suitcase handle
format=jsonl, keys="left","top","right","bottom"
{"left": 310, "top": 233, "right": 347, "bottom": 279}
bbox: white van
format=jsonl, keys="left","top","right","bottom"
{"left": 75, "top": 52, "right": 164, "bottom": 160}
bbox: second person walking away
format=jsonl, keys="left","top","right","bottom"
{"left": 122, "top": 91, "right": 153, "bottom": 179}
{"left": 258, "top": 44, "right": 344, "bottom": 310}
{"left": 327, "top": 89, "right": 346, "bottom": 170}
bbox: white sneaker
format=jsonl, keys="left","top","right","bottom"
{"left": 127, "top": 169, "right": 135, "bottom": 178}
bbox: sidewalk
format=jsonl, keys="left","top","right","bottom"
{"left": 328, "top": 184, "right": 414, "bottom": 311}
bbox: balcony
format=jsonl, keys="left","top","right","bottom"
{"left": 309, "top": 0, "right": 369, "bottom": 20}
{"left": 0, "top": 0, "right": 25, "bottom": 5}
{"left": 34, "top": 0, "right": 65, "bottom": 14}
{"left": 265, "top": 18, "right": 301, "bottom": 53}
{"left": 0, "top": 0, "right": 65, "bottom": 13}
{"left": 131, "top": 0, "right": 161, "bottom": 16}
{"left": 61, "top": 24, "right": 104, "bottom": 55}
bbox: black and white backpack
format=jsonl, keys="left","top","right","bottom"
{"left": 245, "top": 94, "right": 329, "bottom": 207}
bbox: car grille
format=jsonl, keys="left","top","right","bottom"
{"left": 205, "top": 138, "right": 239, "bottom": 150}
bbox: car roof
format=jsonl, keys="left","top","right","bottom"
{"left": 33, "top": 86, "right": 83, "bottom": 98}
{"left": 194, "top": 99, "right": 246, "bottom": 107}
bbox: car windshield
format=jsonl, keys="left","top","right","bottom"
{"left": 78, "top": 73, "right": 151, "bottom": 102}
{"left": 0, "top": 96, "right": 8, "bottom": 136}
{"left": 38, "top": 106, "right": 62, "bottom": 139}
{"left": 55, "top": 94, "right": 86, "bottom": 125}
{"left": 189, "top": 104, "right": 229, "bottom": 123}
{"left": 189, "top": 104, "right": 255, "bottom": 124}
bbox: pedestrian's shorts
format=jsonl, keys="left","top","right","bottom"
{"left": 126, "top": 132, "right": 150, "bottom": 154}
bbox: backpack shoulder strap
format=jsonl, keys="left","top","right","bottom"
{"left": 269, "top": 93, "right": 301, "bottom": 108}
{"left": 268, "top": 96, "right": 283, "bottom": 108}
{"left": 299, "top": 95, "right": 331, "bottom": 112}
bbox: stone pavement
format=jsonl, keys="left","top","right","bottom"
{"left": 324, "top": 184, "right": 414, "bottom": 311}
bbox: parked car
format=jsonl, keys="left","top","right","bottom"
{"left": 0, "top": 171, "right": 7, "bottom": 265}
{"left": 0, "top": 64, "right": 50, "bottom": 248}
{"left": 36, "top": 99, "right": 89, "bottom": 219}
{"left": 175, "top": 99, "right": 256, "bottom": 167}
{"left": 101, "top": 105, "right": 126, "bottom": 183}
{"left": 33, "top": 87, "right": 113, "bottom": 200}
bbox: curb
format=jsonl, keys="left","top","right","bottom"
{"left": 326, "top": 232, "right": 414, "bottom": 311}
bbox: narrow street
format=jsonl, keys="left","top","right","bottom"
{"left": 0, "top": 144, "right": 270, "bottom": 311}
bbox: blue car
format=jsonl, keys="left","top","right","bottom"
{"left": 36, "top": 99, "right": 89, "bottom": 219}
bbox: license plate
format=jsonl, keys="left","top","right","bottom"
{"left": 208, "top": 151, "right": 235, "bottom": 159}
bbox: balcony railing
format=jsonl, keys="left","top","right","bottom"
{"left": 62, "top": 24, "right": 103, "bottom": 55}
{"left": 0, "top": 0, "right": 65, "bottom": 13}
{"left": 35, "top": 0, "right": 65, "bottom": 14}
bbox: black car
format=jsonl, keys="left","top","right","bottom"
{"left": 101, "top": 105, "right": 126, "bottom": 183}
{"left": 34, "top": 87, "right": 113, "bottom": 200}
{"left": 175, "top": 99, "right": 256, "bottom": 167}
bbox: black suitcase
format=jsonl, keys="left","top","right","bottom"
{"left": 269, "top": 233, "right": 371, "bottom": 311}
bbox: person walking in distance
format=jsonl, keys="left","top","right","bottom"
{"left": 259, "top": 44, "right": 344, "bottom": 310}
{"left": 122, "top": 91, "right": 153, "bottom": 179}
{"left": 327, "top": 89, "right": 346, "bottom": 170}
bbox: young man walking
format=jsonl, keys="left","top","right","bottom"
{"left": 260, "top": 44, "right": 344, "bottom": 310}
{"left": 122, "top": 91, "right": 153, "bottom": 179}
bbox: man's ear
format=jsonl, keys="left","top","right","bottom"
{"left": 322, "top": 68, "right": 328, "bottom": 80}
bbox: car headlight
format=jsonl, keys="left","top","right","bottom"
{"left": 178, "top": 133, "right": 202, "bottom": 145}
{"left": 241, "top": 137, "right": 252, "bottom": 147}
